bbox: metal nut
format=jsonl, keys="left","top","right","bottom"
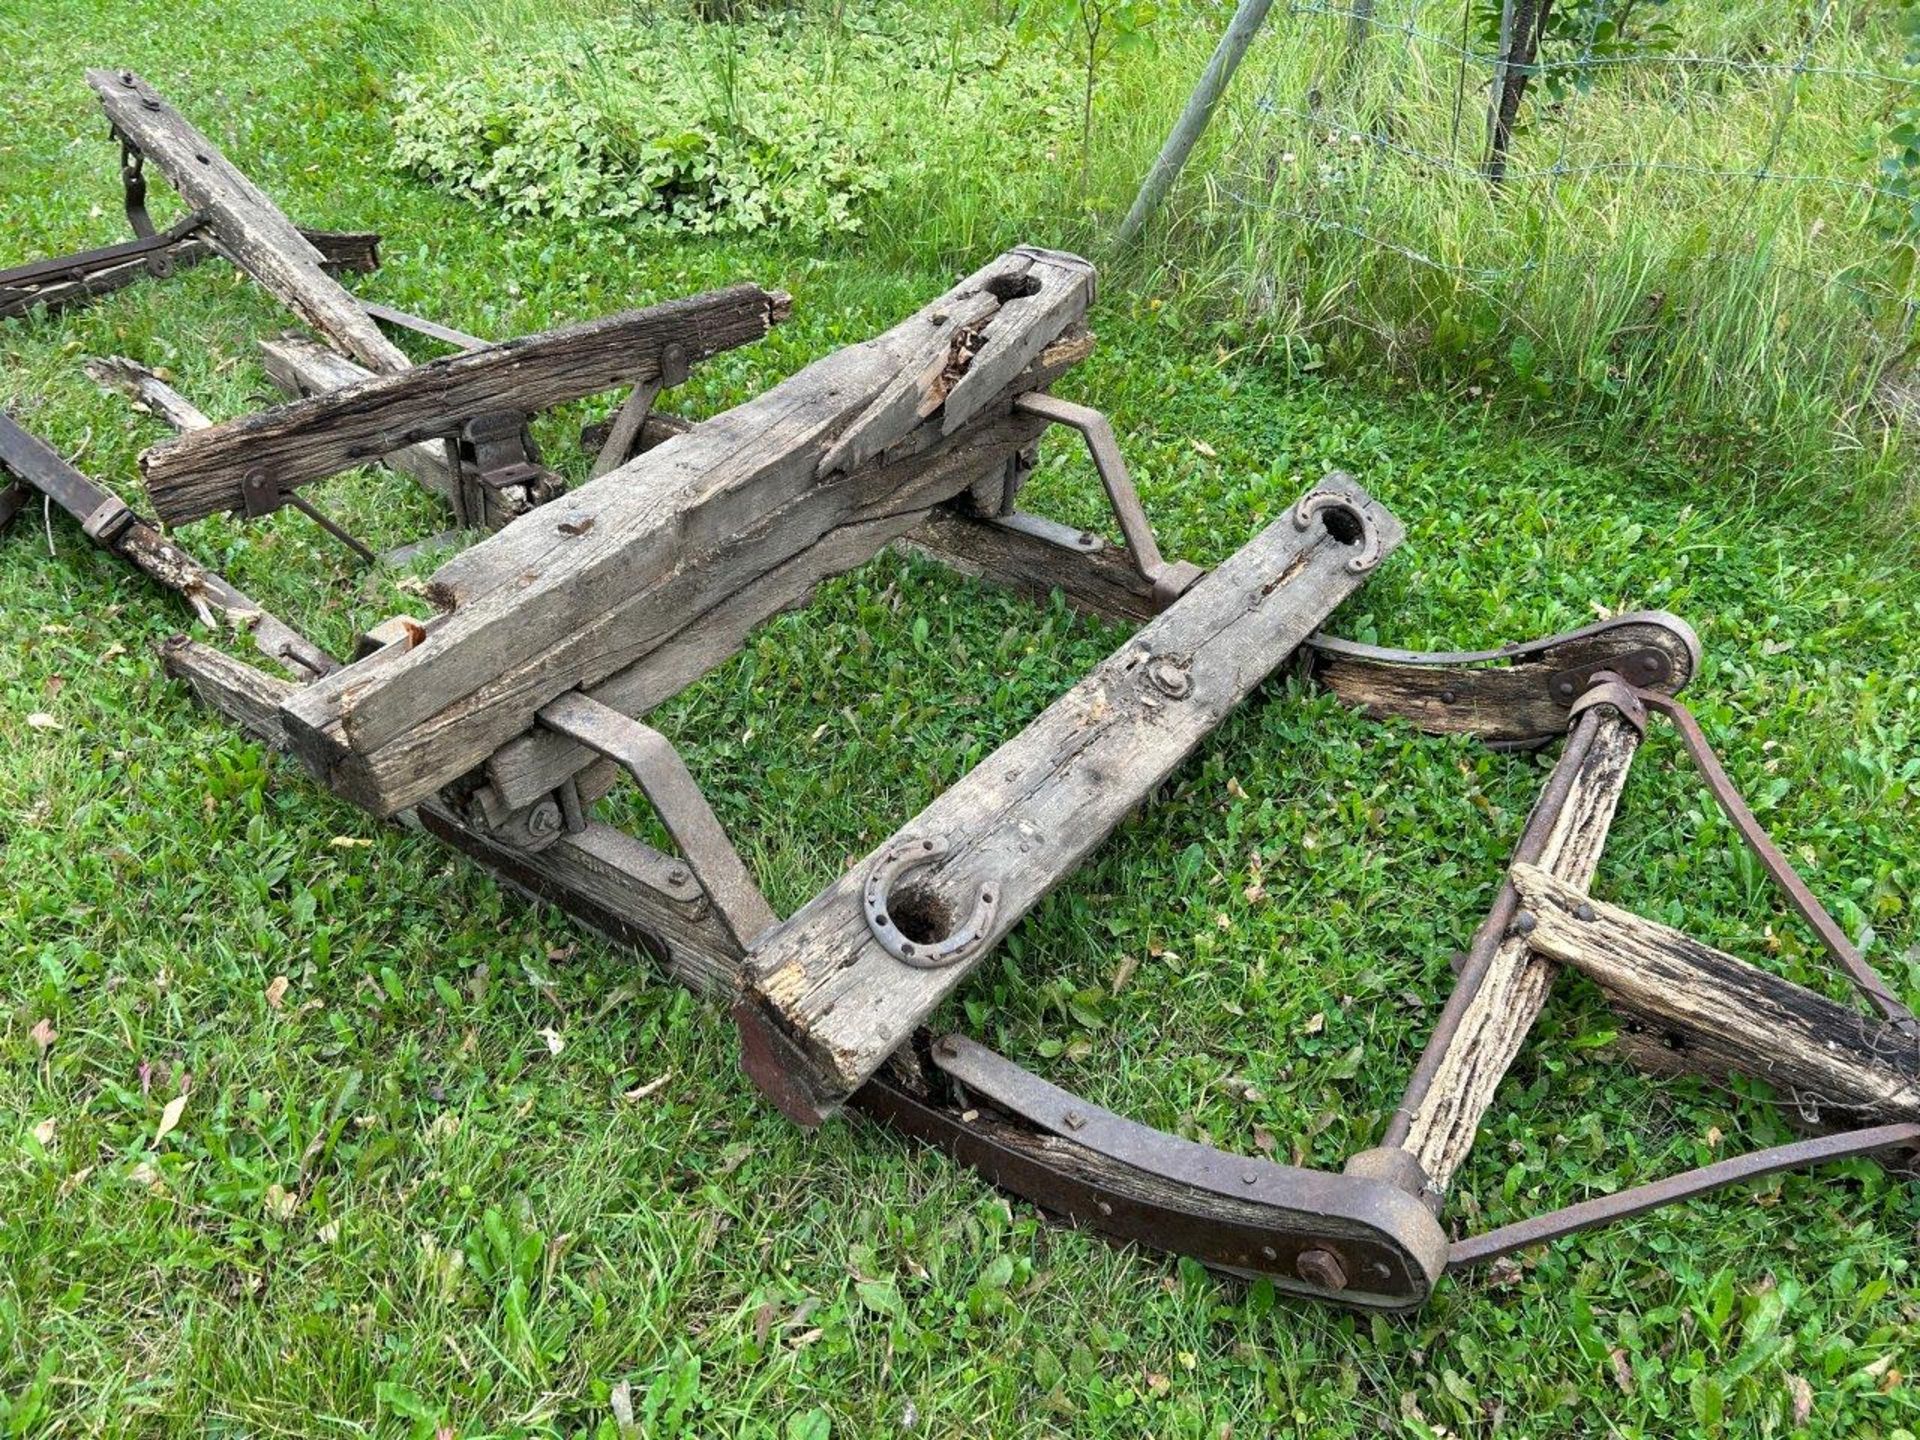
{"left": 1296, "top": 1247, "right": 1348, "bottom": 1292}
{"left": 1146, "top": 657, "right": 1191, "bottom": 700}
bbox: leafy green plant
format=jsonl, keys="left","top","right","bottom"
{"left": 1022, "top": 0, "right": 1160, "bottom": 182}
{"left": 391, "top": 3, "right": 1078, "bottom": 238}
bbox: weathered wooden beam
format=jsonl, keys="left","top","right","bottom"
{"left": 0, "top": 412, "right": 336, "bottom": 678}
{"left": 85, "top": 355, "right": 212, "bottom": 433}
{"left": 140, "top": 284, "right": 788, "bottom": 524}
{"left": 736, "top": 476, "right": 1403, "bottom": 1124}
{"left": 86, "top": 68, "right": 410, "bottom": 374}
{"left": 482, "top": 508, "right": 936, "bottom": 812}
{"left": 158, "top": 637, "right": 741, "bottom": 997}
{"left": 905, "top": 505, "right": 1170, "bottom": 626}
{"left": 282, "top": 248, "right": 1097, "bottom": 819}
{"left": 255, "top": 334, "right": 458, "bottom": 500}
{"left": 1512, "top": 864, "right": 1920, "bottom": 1128}
{"left": 1389, "top": 707, "right": 1641, "bottom": 1196}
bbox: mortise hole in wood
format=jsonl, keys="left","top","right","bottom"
{"left": 986, "top": 273, "right": 1042, "bottom": 302}
{"left": 888, "top": 884, "right": 955, "bottom": 946}
{"left": 1321, "top": 506, "right": 1364, "bottom": 546}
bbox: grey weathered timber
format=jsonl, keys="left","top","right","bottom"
{"left": 85, "top": 355, "right": 211, "bottom": 432}
{"left": 282, "top": 250, "right": 1097, "bottom": 818}
{"left": 158, "top": 638, "right": 741, "bottom": 997}
{"left": 86, "top": 69, "right": 410, "bottom": 374}
{"left": 0, "top": 411, "right": 336, "bottom": 678}
{"left": 140, "top": 284, "right": 788, "bottom": 523}
{"left": 256, "top": 334, "right": 457, "bottom": 500}
{"left": 1512, "top": 865, "right": 1920, "bottom": 1127}
{"left": 737, "top": 476, "right": 1404, "bottom": 1123}
{"left": 1393, "top": 709, "right": 1641, "bottom": 1195}
{"left": 482, "top": 509, "right": 935, "bottom": 812}
{"left": 159, "top": 636, "right": 301, "bottom": 745}
{"left": 299, "top": 405, "right": 1060, "bottom": 816}
{"left": 906, "top": 506, "right": 1170, "bottom": 627}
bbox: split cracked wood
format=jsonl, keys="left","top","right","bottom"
{"left": 1511, "top": 864, "right": 1920, "bottom": 1127}
{"left": 736, "top": 475, "right": 1404, "bottom": 1124}
{"left": 1393, "top": 707, "right": 1641, "bottom": 1195}
{"left": 255, "top": 334, "right": 458, "bottom": 500}
{"left": 279, "top": 247, "right": 1098, "bottom": 819}
{"left": 87, "top": 68, "right": 410, "bottom": 374}
{"left": 140, "top": 284, "right": 788, "bottom": 524}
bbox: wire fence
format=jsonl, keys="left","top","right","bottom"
{"left": 1195, "top": 0, "right": 1920, "bottom": 448}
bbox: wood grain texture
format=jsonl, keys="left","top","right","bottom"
{"left": 1513, "top": 863, "right": 1920, "bottom": 1126}
{"left": 84, "top": 356, "right": 212, "bottom": 433}
{"left": 904, "top": 505, "right": 1168, "bottom": 626}
{"left": 141, "top": 285, "right": 785, "bottom": 523}
{"left": 1395, "top": 711, "right": 1641, "bottom": 1195}
{"left": 87, "top": 68, "right": 410, "bottom": 374}
{"left": 283, "top": 251, "right": 1096, "bottom": 819}
{"left": 255, "top": 334, "right": 456, "bottom": 500}
{"left": 738, "top": 477, "right": 1403, "bottom": 1120}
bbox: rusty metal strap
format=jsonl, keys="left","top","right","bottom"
{"left": 1638, "top": 688, "right": 1918, "bottom": 1035}
{"left": 1447, "top": 1122, "right": 1920, "bottom": 1269}
{"left": 0, "top": 206, "right": 210, "bottom": 290}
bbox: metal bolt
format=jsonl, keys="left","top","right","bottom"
{"left": 1096, "top": 1200, "right": 1113, "bottom": 1217}
{"left": 1260, "top": 1245, "right": 1278, "bottom": 1262}
{"left": 1555, "top": 678, "right": 1577, "bottom": 699}
{"left": 1296, "top": 1248, "right": 1348, "bottom": 1292}
{"left": 1439, "top": 689, "right": 1457, "bottom": 705}
{"left": 666, "top": 867, "right": 690, "bottom": 887}
{"left": 1574, "top": 902, "right": 1596, "bottom": 922}
{"left": 1242, "top": 1171, "right": 1259, "bottom": 1186}
{"left": 1512, "top": 910, "right": 1537, "bottom": 937}
{"left": 1147, "top": 657, "right": 1191, "bottom": 700}
{"left": 1064, "top": 1109, "right": 1087, "bottom": 1131}
{"left": 935, "top": 1037, "right": 959, "bottom": 1059}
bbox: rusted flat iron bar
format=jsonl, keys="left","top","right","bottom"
{"left": 363, "top": 301, "right": 488, "bottom": 352}
{"left": 1640, "top": 689, "right": 1918, "bottom": 1033}
{"left": 1447, "top": 1122, "right": 1920, "bottom": 1269}
{"left": 0, "top": 207, "right": 208, "bottom": 288}
{"left": 0, "top": 412, "right": 337, "bottom": 678}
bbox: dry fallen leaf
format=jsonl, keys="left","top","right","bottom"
{"left": 623, "top": 1071, "right": 671, "bottom": 1102}
{"left": 30, "top": 1018, "right": 56, "bottom": 1055}
{"left": 1302, "top": 1011, "right": 1326, "bottom": 1035}
{"left": 32, "top": 1118, "right": 57, "bottom": 1146}
{"left": 539, "top": 1027, "right": 565, "bottom": 1056}
{"left": 329, "top": 836, "right": 374, "bottom": 849}
{"left": 1786, "top": 1373, "right": 1813, "bottom": 1428}
{"left": 27, "top": 712, "right": 61, "bottom": 731}
{"left": 265, "top": 975, "right": 290, "bottom": 1010}
{"left": 155, "top": 1091, "right": 188, "bottom": 1144}
{"left": 129, "top": 1160, "right": 163, "bottom": 1189}
{"left": 265, "top": 1183, "right": 296, "bottom": 1219}
{"left": 1609, "top": 1348, "right": 1633, "bottom": 1394}
{"left": 1189, "top": 437, "right": 1217, "bottom": 458}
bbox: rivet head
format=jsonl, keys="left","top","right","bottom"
{"left": 1241, "top": 1171, "right": 1260, "bottom": 1186}
{"left": 1574, "top": 902, "right": 1596, "bottom": 922}
{"left": 1146, "top": 657, "right": 1191, "bottom": 699}
{"left": 1512, "top": 910, "right": 1538, "bottom": 937}
{"left": 935, "top": 1037, "right": 959, "bottom": 1058}
{"left": 1064, "top": 1109, "right": 1087, "bottom": 1131}
{"left": 1439, "top": 689, "right": 1457, "bottom": 705}
{"left": 1096, "top": 1200, "right": 1113, "bottom": 1217}
{"left": 1296, "top": 1247, "right": 1348, "bottom": 1292}
{"left": 666, "top": 867, "right": 690, "bottom": 887}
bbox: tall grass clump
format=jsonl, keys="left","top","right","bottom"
{"left": 1164, "top": 0, "right": 1920, "bottom": 505}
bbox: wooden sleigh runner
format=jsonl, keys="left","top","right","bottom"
{"left": 6, "top": 70, "right": 1916, "bottom": 1314}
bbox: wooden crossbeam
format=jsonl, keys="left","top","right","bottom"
{"left": 1512, "top": 864, "right": 1920, "bottom": 1127}
{"left": 279, "top": 247, "right": 1097, "bottom": 819}
{"left": 139, "top": 284, "right": 788, "bottom": 524}
{"left": 87, "top": 69, "right": 410, "bottom": 374}
{"left": 736, "top": 476, "right": 1404, "bottom": 1123}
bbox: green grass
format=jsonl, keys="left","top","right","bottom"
{"left": 2, "top": 0, "right": 1919, "bottom": 1436}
